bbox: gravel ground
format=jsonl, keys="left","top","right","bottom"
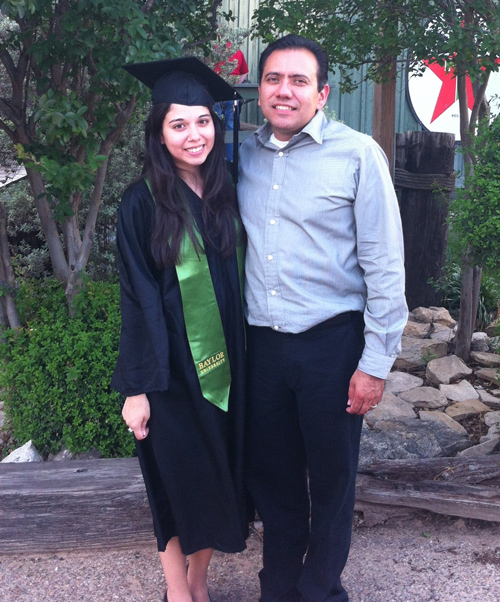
{"left": 1, "top": 512, "right": 500, "bottom": 602}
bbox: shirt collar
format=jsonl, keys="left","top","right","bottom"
{"left": 254, "top": 110, "right": 327, "bottom": 148}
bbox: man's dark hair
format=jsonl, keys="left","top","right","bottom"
{"left": 258, "top": 34, "right": 329, "bottom": 92}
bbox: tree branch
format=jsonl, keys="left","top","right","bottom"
{"left": 77, "top": 96, "right": 137, "bottom": 272}
{"left": 0, "top": 118, "right": 16, "bottom": 142}
{"left": 469, "top": 72, "right": 490, "bottom": 132}
{"left": 183, "top": 0, "right": 224, "bottom": 50}
{"left": 25, "top": 167, "right": 69, "bottom": 283}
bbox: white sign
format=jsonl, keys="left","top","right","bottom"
{"left": 407, "top": 60, "right": 500, "bottom": 141}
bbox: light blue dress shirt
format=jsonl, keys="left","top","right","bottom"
{"left": 237, "top": 110, "right": 408, "bottom": 380}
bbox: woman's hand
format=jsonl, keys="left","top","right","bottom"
{"left": 122, "top": 393, "right": 151, "bottom": 440}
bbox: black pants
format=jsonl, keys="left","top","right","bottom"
{"left": 246, "top": 313, "right": 365, "bottom": 602}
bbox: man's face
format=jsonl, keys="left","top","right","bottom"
{"left": 258, "top": 48, "right": 329, "bottom": 141}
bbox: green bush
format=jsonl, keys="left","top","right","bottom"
{"left": 431, "top": 263, "right": 500, "bottom": 330}
{"left": 0, "top": 279, "right": 133, "bottom": 458}
{"left": 448, "top": 116, "right": 500, "bottom": 270}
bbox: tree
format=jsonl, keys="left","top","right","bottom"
{"left": 253, "top": 0, "right": 500, "bottom": 360}
{"left": 449, "top": 115, "right": 500, "bottom": 280}
{"left": 0, "top": 0, "right": 225, "bottom": 310}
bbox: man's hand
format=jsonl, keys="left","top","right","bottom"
{"left": 346, "top": 369, "right": 385, "bottom": 415}
{"left": 122, "top": 393, "right": 150, "bottom": 440}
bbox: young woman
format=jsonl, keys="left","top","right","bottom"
{"left": 112, "top": 58, "right": 247, "bottom": 602}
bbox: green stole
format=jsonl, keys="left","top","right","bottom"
{"left": 146, "top": 180, "right": 243, "bottom": 412}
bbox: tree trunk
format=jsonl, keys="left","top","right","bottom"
{"left": 0, "top": 295, "right": 6, "bottom": 330}
{"left": 62, "top": 100, "right": 136, "bottom": 309}
{"left": 25, "top": 167, "right": 69, "bottom": 284}
{"left": 471, "top": 265, "right": 482, "bottom": 328}
{"left": 453, "top": 62, "right": 486, "bottom": 361}
{"left": 0, "top": 200, "right": 20, "bottom": 329}
{"left": 65, "top": 268, "right": 84, "bottom": 316}
{"left": 455, "top": 261, "right": 474, "bottom": 361}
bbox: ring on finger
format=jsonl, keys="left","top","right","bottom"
{"left": 370, "top": 404, "right": 378, "bottom": 409}
{"left": 128, "top": 427, "right": 134, "bottom": 433}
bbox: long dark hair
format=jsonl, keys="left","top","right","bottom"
{"left": 143, "top": 103, "right": 240, "bottom": 268}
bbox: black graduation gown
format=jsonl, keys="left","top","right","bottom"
{"left": 111, "top": 178, "right": 248, "bottom": 555}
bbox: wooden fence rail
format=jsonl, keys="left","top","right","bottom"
{"left": 1, "top": 455, "right": 499, "bottom": 553}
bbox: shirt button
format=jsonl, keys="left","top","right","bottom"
{"left": 267, "top": 254, "right": 273, "bottom": 261}
{"left": 273, "top": 325, "right": 280, "bottom": 331}
{"left": 270, "top": 219, "right": 276, "bottom": 225}
{"left": 278, "top": 151, "right": 284, "bottom": 157}
{"left": 271, "top": 290, "right": 277, "bottom": 296}
{"left": 273, "top": 184, "right": 278, "bottom": 190}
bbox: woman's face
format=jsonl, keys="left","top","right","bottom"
{"left": 160, "top": 104, "right": 215, "bottom": 173}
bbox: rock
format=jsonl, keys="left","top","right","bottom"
{"left": 419, "top": 410, "right": 468, "bottom": 435}
{"left": 422, "top": 420, "right": 472, "bottom": 456}
{"left": 470, "top": 351, "right": 500, "bottom": 368}
{"left": 74, "top": 449, "right": 102, "bottom": 460}
{"left": 360, "top": 421, "right": 441, "bottom": 463}
{"left": 457, "top": 437, "right": 500, "bottom": 457}
{"left": 426, "top": 355, "right": 473, "bottom": 385}
{"left": 412, "top": 306, "right": 456, "bottom": 326}
{"left": 440, "top": 380, "right": 479, "bottom": 402}
{"left": 482, "top": 423, "right": 500, "bottom": 441}
{"left": 403, "top": 321, "right": 431, "bottom": 338}
{"left": 488, "top": 422, "right": 500, "bottom": 435}
{"left": 476, "top": 388, "right": 500, "bottom": 409}
{"left": 484, "top": 411, "right": 500, "bottom": 427}
{"left": 429, "top": 324, "right": 455, "bottom": 343}
{"left": 0, "top": 409, "right": 5, "bottom": 430}
{"left": 412, "top": 307, "right": 435, "bottom": 323}
{"left": 475, "top": 367, "right": 500, "bottom": 386}
{"left": 48, "top": 447, "right": 74, "bottom": 462}
{"left": 1, "top": 440, "right": 43, "bottom": 463}
{"left": 489, "top": 336, "right": 500, "bottom": 352}
{"left": 399, "top": 386, "right": 448, "bottom": 409}
{"left": 384, "top": 371, "right": 424, "bottom": 395}
{"left": 359, "top": 419, "right": 470, "bottom": 466}
{"left": 363, "top": 393, "right": 416, "bottom": 427}
{"left": 471, "top": 332, "right": 490, "bottom": 352}
{"left": 445, "top": 399, "right": 491, "bottom": 421}
{"left": 428, "top": 306, "right": 457, "bottom": 327}
{"left": 393, "top": 337, "right": 448, "bottom": 371}
{"left": 484, "top": 317, "right": 500, "bottom": 337}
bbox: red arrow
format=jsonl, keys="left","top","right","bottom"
{"left": 424, "top": 60, "right": 474, "bottom": 122}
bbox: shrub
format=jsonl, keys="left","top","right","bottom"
{"left": 0, "top": 279, "right": 132, "bottom": 458}
{"left": 448, "top": 116, "right": 500, "bottom": 271}
{"left": 431, "top": 263, "right": 500, "bottom": 330}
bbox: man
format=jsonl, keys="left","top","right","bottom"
{"left": 238, "top": 35, "right": 407, "bottom": 602}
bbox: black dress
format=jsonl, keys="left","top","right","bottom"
{"left": 111, "top": 178, "right": 248, "bottom": 555}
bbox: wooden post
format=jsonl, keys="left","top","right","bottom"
{"left": 372, "top": 60, "right": 397, "bottom": 177}
{"left": 395, "top": 131, "right": 456, "bottom": 311}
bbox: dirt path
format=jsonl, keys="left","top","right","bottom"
{"left": 1, "top": 513, "right": 499, "bottom": 602}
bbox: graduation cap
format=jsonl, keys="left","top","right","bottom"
{"left": 123, "top": 56, "right": 243, "bottom": 181}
